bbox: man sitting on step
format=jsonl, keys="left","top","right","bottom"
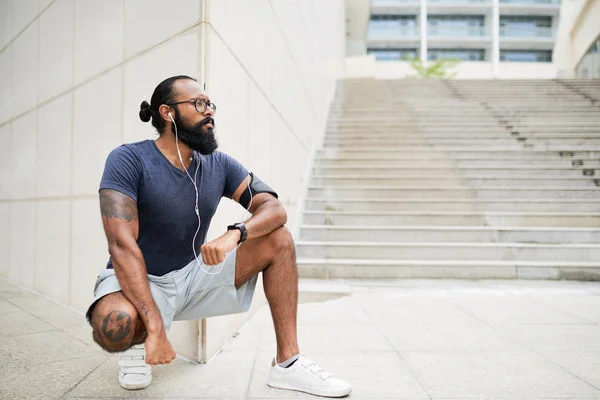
{"left": 85, "top": 75, "right": 352, "bottom": 398}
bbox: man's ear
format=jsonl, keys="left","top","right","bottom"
{"left": 159, "top": 104, "right": 173, "bottom": 123}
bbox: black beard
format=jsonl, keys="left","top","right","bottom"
{"left": 173, "top": 115, "right": 218, "bottom": 155}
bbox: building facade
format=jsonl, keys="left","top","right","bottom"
{"left": 365, "top": 0, "right": 560, "bottom": 70}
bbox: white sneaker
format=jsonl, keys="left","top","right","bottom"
{"left": 118, "top": 344, "right": 152, "bottom": 390}
{"left": 268, "top": 355, "right": 352, "bottom": 398}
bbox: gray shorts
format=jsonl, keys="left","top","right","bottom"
{"left": 85, "top": 248, "right": 258, "bottom": 331}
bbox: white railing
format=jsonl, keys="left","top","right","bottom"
{"left": 499, "top": 0, "right": 560, "bottom": 4}
{"left": 500, "top": 26, "right": 553, "bottom": 37}
{"left": 427, "top": 25, "right": 487, "bottom": 37}
{"left": 368, "top": 25, "right": 419, "bottom": 39}
{"left": 371, "top": 0, "right": 420, "bottom": 5}
{"left": 429, "top": 0, "right": 490, "bottom": 4}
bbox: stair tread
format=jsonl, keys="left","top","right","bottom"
{"left": 309, "top": 185, "right": 600, "bottom": 190}
{"left": 296, "top": 241, "right": 600, "bottom": 248}
{"left": 296, "top": 258, "right": 600, "bottom": 266}
{"left": 305, "top": 198, "right": 600, "bottom": 203}
{"left": 300, "top": 225, "right": 600, "bottom": 231}
{"left": 303, "top": 210, "right": 600, "bottom": 216}
{"left": 312, "top": 175, "right": 598, "bottom": 179}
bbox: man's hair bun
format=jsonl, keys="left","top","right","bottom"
{"left": 139, "top": 101, "right": 152, "bottom": 122}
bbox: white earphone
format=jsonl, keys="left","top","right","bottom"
{"left": 169, "top": 113, "right": 252, "bottom": 275}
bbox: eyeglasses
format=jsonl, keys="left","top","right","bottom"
{"left": 167, "top": 99, "right": 217, "bottom": 114}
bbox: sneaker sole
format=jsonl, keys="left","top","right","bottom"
{"left": 268, "top": 378, "right": 352, "bottom": 398}
{"left": 119, "top": 377, "right": 152, "bottom": 390}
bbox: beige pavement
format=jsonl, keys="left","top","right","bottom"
{"left": 1, "top": 277, "right": 600, "bottom": 399}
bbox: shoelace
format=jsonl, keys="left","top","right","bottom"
{"left": 305, "top": 362, "right": 333, "bottom": 381}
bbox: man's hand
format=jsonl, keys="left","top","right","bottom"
{"left": 200, "top": 230, "right": 241, "bottom": 266}
{"left": 145, "top": 329, "right": 176, "bottom": 365}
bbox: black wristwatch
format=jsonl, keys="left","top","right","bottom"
{"left": 227, "top": 222, "right": 248, "bottom": 244}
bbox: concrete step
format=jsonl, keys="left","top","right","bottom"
{"left": 296, "top": 241, "right": 600, "bottom": 261}
{"left": 329, "top": 116, "right": 600, "bottom": 123}
{"left": 308, "top": 186, "right": 600, "bottom": 199}
{"left": 324, "top": 138, "right": 600, "bottom": 147}
{"left": 329, "top": 118, "right": 501, "bottom": 123}
{"left": 527, "top": 132, "right": 600, "bottom": 138}
{"left": 296, "top": 258, "right": 600, "bottom": 279}
{"left": 313, "top": 166, "right": 598, "bottom": 176}
{"left": 316, "top": 149, "right": 600, "bottom": 158}
{"left": 330, "top": 118, "right": 600, "bottom": 124}
{"left": 322, "top": 138, "right": 600, "bottom": 146}
{"left": 332, "top": 106, "right": 598, "bottom": 111}
{"left": 328, "top": 122, "right": 507, "bottom": 128}
{"left": 498, "top": 115, "right": 600, "bottom": 120}
{"left": 312, "top": 170, "right": 595, "bottom": 179}
{"left": 325, "top": 137, "right": 600, "bottom": 144}
{"left": 299, "top": 225, "right": 600, "bottom": 243}
{"left": 324, "top": 131, "right": 509, "bottom": 137}
{"left": 520, "top": 138, "right": 600, "bottom": 146}
{"left": 310, "top": 176, "right": 596, "bottom": 187}
{"left": 305, "top": 198, "right": 600, "bottom": 212}
{"left": 315, "top": 153, "right": 600, "bottom": 162}
{"left": 419, "top": 127, "right": 600, "bottom": 133}
{"left": 325, "top": 127, "right": 600, "bottom": 135}
{"left": 302, "top": 211, "right": 600, "bottom": 227}
{"left": 315, "top": 159, "right": 600, "bottom": 169}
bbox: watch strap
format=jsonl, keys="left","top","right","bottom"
{"left": 227, "top": 223, "right": 247, "bottom": 244}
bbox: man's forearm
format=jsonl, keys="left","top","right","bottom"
{"left": 243, "top": 199, "right": 287, "bottom": 240}
{"left": 110, "top": 244, "right": 164, "bottom": 335}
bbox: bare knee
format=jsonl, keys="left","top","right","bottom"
{"left": 90, "top": 293, "right": 140, "bottom": 353}
{"left": 269, "top": 226, "right": 295, "bottom": 257}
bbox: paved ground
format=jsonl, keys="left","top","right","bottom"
{"left": 1, "top": 277, "right": 600, "bottom": 399}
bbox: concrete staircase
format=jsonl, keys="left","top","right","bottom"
{"left": 297, "top": 79, "right": 600, "bottom": 280}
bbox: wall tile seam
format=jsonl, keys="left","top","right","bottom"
{"left": 206, "top": 24, "right": 308, "bottom": 152}
{"left": 266, "top": 0, "right": 320, "bottom": 122}
{"left": 4, "top": 122, "right": 12, "bottom": 278}
{"left": 0, "top": 22, "right": 207, "bottom": 130}
{"left": 0, "top": 275, "right": 87, "bottom": 316}
{"left": 33, "top": 16, "right": 40, "bottom": 201}
{"left": 120, "top": 0, "right": 127, "bottom": 145}
{"left": 0, "top": 0, "right": 57, "bottom": 56}
{"left": 294, "top": 0, "right": 328, "bottom": 100}
{"left": 0, "top": 194, "right": 98, "bottom": 203}
{"left": 68, "top": 12, "right": 76, "bottom": 304}
{"left": 32, "top": 194, "right": 37, "bottom": 292}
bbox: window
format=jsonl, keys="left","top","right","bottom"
{"left": 428, "top": 49, "right": 485, "bottom": 61}
{"left": 500, "top": 16, "right": 552, "bottom": 28}
{"left": 428, "top": 15, "right": 485, "bottom": 36}
{"left": 368, "top": 15, "right": 418, "bottom": 38}
{"left": 499, "top": 50, "right": 552, "bottom": 62}
{"left": 428, "top": 15, "right": 484, "bottom": 27}
{"left": 499, "top": 0, "right": 558, "bottom": 5}
{"left": 500, "top": 16, "right": 553, "bottom": 37}
{"left": 368, "top": 48, "right": 418, "bottom": 61}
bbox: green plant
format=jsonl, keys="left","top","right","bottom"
{"left": 403, "top": 56, "right": 460, "bottom": 79}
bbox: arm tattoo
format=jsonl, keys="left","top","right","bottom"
{"left": 101, "top": 311, "right": 132, "bottom": 342}
{"left": 100, "top": 189, "right": 138, "bottom": 222}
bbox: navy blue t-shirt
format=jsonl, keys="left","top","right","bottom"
{"left": 100, "top": 140, "right": 248, "bottom": 276}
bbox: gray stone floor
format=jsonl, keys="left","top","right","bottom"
{"left": 1, "top": 277, "right": 600, "bottom": 399}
